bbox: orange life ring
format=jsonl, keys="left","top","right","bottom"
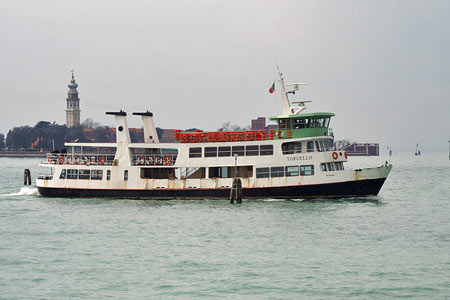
{"left": 58, "top": 156, "right": 64, "bottom": 164}
{"left": 164, "top": 156, "right": 172, "bottom": 165}
{"left": 344, "top": 151, "right": 348, "bottom": 159}
{"left": 332, "top": 152, "right": 339, "bottom": 159}
{"left": 98, "top": 156, "right": 106, "bottom": 165}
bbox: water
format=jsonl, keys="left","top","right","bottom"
{"left": 0, "top": 155, "right": 449, "bottom": 299}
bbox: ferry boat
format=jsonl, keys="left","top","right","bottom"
{"left": 36, "top": 72, "right": 392, "bottom": 199}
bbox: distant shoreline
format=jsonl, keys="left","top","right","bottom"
{"left": 0, "top": 151, "right": 47, "bottom": 158}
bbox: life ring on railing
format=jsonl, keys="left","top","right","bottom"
{"left": 277, "top": 130, "right": 283, "bottom": 139}
{"left": 98, "top": 156, "right": 106, "bottom": 165}
{"left": 73, "top": 155, "right": 80, "bottom": 165}
{"left": 145, "top": 156, "right": 154, "bottom": 165}
{"left": 90, "top": 156, "right": 97, "bottom": 165}
{"left": 155, "top": 156, "right": 163, "bottom": 165}
{"left": 332, "top": 152, "right": 339, "bottom": 159}
{"left": 344, "top": 151, "right": 348, "bottom": 159}
{"left": 137, "top": 156, "right": 144, "bottom": 165}
{"left": 58, "top": 156, "right": 64, "bottom": 164}
{"left": 164, "top": 156, "right": 172, "bottom": 166}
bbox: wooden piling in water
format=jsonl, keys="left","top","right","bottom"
{"left": 24, "top": 169, "right": 31, "bottom": 185}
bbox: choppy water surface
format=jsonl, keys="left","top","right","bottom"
{"left": 0, "top": 155, "right": 449, "bottom": 299}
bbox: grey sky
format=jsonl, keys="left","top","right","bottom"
{"left": 1, "top": 0, "right": 449, "bottom": 153}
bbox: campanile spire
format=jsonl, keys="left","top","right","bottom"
{"left": 66, "top": 70, "right": 81, "bottom": 127}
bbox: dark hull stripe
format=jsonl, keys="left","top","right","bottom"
{"left": 37, "top": 178, "right": 386, "bottom": 199}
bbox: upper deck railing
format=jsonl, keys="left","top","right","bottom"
{"left": 174, "top": 130, "right": 277, "bottom": 143}
{"left": 45, "top": 153, "right": 115, "bottom": 166}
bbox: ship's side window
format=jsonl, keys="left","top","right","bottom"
{"left": 286, "top": 166, "right": 299, "bottom": 176}
{"left": 245, "top": 145, "right": 259, "bottom": 156}
{"left": 271, "top": 166, "right": 284, "bottom": 177}
{"left": 232, "top": 146, "right": 245, "bottom": 156}
{"left": 315, "top": 141, "right": 323, "bottom": 152}
{"left": 321, "top": 163, "right": 327, "bottom": 172}
{"left": 307, "top": 141, "right": 314, "bottom": 152}
{"left": 204, "top": 147, "right": 217, "bottom": 158}
{"left": 256, "top": 167, "right": 270, "bottom": 178}
{"left": 327, "top": 162, "right": 335, "bottom": 171}
{"left": 300, "top": 165, "right": 314, "bottom": 176}
{"left": 189, "top": 147, "right": 202, "bottom": 158}
{"left": 260, "top": 145, "right": 273, "bottom": 156}
{"left": 320, "top": 140, "right": 329, "bottom": 151}
{"left": 79, "top": 169, "right": 90, "bottom": 180}
{"left": 91, "top": 170, "right": 103, "bottom": 180}
{"left": 282, "top": 142, "right": 302, "bottom": 154}
{"left": 107, "top": 170, "right": 111, "bottom": 180}
{"left": 124, "top": 170, "right": 128, "bottom": 181}
{"left": 335, "top": 162, "right": 344, "bottom": 170}
{"left": 218, "top": 146, "right": 231, "bottom": 157}
{"left": 59, "top": 169, "right": 66, "bottom": 179}
{"left": 67, "top": 169, "right": 78, "bottom": 179}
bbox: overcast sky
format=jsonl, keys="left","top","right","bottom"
{"left": 0, "top": 0, "right": 449, "bottom": 153}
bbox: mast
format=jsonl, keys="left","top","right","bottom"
{"left": 277, "top": 70, "right": 309, "bottom": 115}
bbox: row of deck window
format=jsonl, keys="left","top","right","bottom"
{"left": 189, "top": 140, "right": 333, "bottom": 158}
{"left": 281, "top": 140, "right": 332, "bottom": 154}
{"left": 189, "top": 145, "right": 274, "bottom": 158}
{"left": 321, "top": 162, "right": 344, "bottom": 171}
{"left": 255, "top": 165, "right": 315, "bottom": 178}
{"left": 60, "top": 169, "right": 111, "bottom": 180}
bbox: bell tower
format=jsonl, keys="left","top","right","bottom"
{"left": 66, "top": 70, "right": 81, "bottom": 127}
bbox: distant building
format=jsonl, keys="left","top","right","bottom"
{"left": 251, "top": 117, "right": 266, "bottom": 130}
{"left": 344, "top": 143, "right": 379, "bottom": 156}
{"left": 66, "top": 71, "right": 81, "bottom": 127}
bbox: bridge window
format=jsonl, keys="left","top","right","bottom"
{"left": 59, "top": 169, "right": 66, "bottom": 179}
{"left": 124, "top": 170, "right": 128, "bottom": 181}
{"left": 205, "top": 147, "right": 217, "bottom": 157}
{"left": 279, "top": 118, "right": 290, "bottom": 129}
{"left": 260, "top": 145, "right": 273, "bottom": 156}
{"left": 307, "top": 141, "right": 314, "bottom": 152}
{"left": 292, "top": 118, "right": 305, "bottom": 129}
{"left": 107, "top": 170, "right": 111, "bottom": 180}
{"left": 282, "top": 141, "right": 302, "bottom": 154}
{"left": 189, "top": 147, "right": 202, "bottom": 158}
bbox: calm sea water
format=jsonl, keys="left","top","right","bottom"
{"left": 0, "top": 155, "right": 449, "bottom": 299}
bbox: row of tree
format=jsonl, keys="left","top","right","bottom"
{"left": 0, "top": 119, "right": 253, "bottom": 152}
{"left": 1, "top": 119, "right": 114, "bottom": 152}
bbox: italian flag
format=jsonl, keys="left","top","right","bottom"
{"left": 269, "top": 82, "right": 275, "bottom": 94}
